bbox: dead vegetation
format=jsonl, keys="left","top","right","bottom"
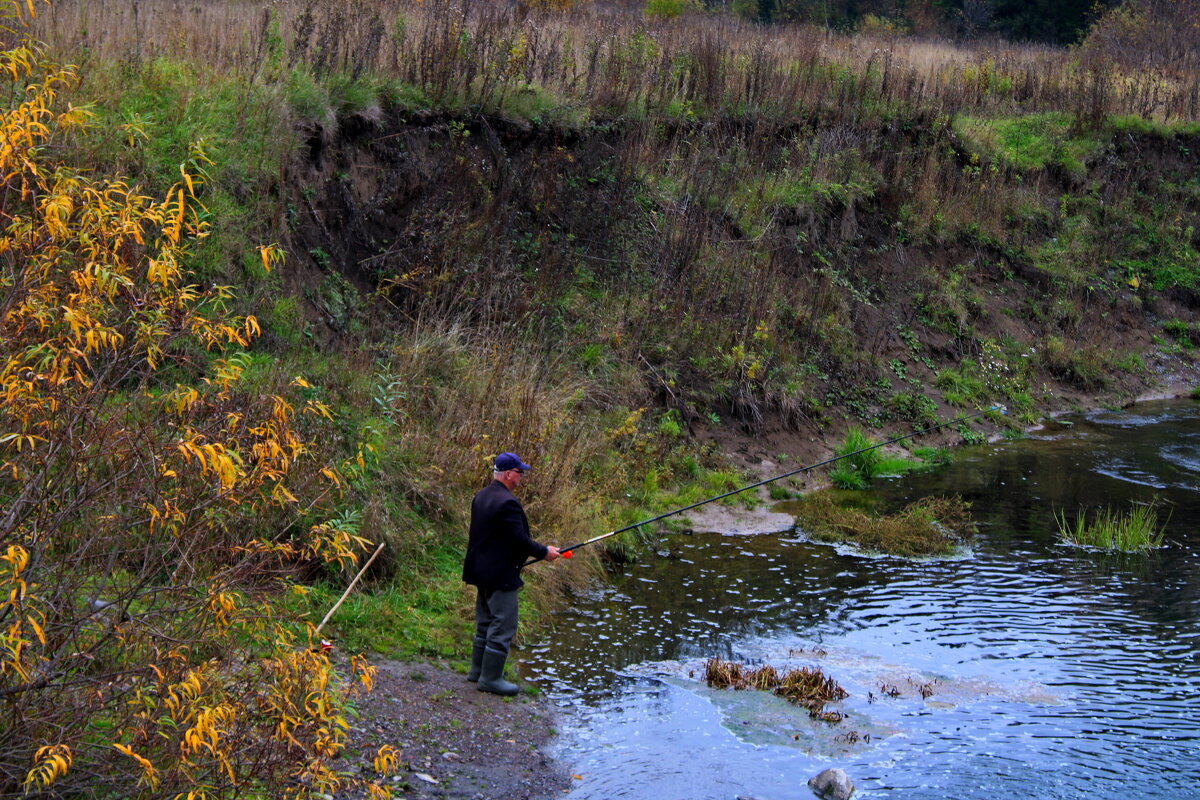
{"left": 793, "top": 493, "right": 977, "bottom": 557}
{"left": 703, "top": 657, "right": 849, "bottom": 717}
{"left": 32, "top": 0, "right": 1200, "bottom": 124}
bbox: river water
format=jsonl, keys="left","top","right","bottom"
{"left": 522, "top": 399, "right": 1200, "bottom": 800}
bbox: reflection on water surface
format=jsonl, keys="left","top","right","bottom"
{"left": 523, "top": 401, "right": 1200, "bottom": 800}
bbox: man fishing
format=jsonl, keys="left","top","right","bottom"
{"left": 462, "top": 451, "right": 560, "bottom": 696}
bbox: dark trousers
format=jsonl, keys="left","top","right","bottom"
{"left": 474, "top": 587, "right": 519, "bottom": 654}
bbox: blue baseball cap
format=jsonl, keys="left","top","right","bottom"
{"left": 494, "top": 452, "right": 532, "bottom": 472}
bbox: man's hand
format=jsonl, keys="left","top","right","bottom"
{"left": 544, "top": 546, "right": 561, "bottom": 562}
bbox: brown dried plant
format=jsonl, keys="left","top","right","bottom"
{"left": 703, "top": 657, "right": 848, "bottom": 717}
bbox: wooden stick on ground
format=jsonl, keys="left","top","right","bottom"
{"left": 315, "top": 541, "right": 386, "bottom": 636}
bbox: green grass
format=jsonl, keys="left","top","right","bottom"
{"left": 76, "top": 57, "right": 295, "bottom": 297}
{"left": 827, "top": 462, "right": 867, "bottom": 490}
{"left": 912, "top": 446, "right": 952, "bottom": 467}
{"left": 768, "top": 483, "right": 796, "bottom": 500}
{"left": 280, "top": 543, "right": 470, "bottom": 661}
{"left": 1056, "top": 502, "right": 1167, "bottom": 552}
{"left": 827, "top": 427, "right": 920, "bottom": 489}
{"left": 934, "top": 367, "right": 985, "bottom": 408}
{"left": 954, "top": 112, "right": 1105, "bottom": 176}
{"left": 1108, "top": 115, "right": 1200, "bottom": 138}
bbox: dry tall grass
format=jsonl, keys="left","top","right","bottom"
{"left": 32, "top": 0, "right": 1200, "bottom": 124}
{"left": 367, "top": 321, "right": 626, "bottom": 603}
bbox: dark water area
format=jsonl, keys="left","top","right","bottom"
{"left": 522, "top": 400, "right": 1200, "bottom": 800}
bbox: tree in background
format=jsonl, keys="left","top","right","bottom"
{"left": 647, "top": 0, "right": 706, "bottom": 19}
{"left": 1082, "top": 0, "right": 1200, "bottom": 73}
{"left": 728, "top": 0, "right": 1122, "bottom": 44}
{"left": 987, "top": 0, "right": 1111, "bottom": 44}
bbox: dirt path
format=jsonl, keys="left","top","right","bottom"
{"left": 339, "top": 659, "right": 570, "bottom": 800}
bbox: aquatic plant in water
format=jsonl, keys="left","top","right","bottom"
{"left": 1056, "top": 502, "right": 1167, "bottom": 552}
{"left": 794, "top": 494, "right": 976, "bottom": 557}
{"left": 703, "top": 658, "right": 848, "bottom": 717}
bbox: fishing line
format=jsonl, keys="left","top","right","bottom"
{"left": 523, "top": 405, "right": 1004, "bottom": 566}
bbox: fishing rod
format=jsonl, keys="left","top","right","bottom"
{"left": 524, "top": 405, "right": 1004, "bottom": 566}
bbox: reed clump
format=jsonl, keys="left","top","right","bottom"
{"left": 1056, "top": 502, "right": 1167, "bottom": 552}
{"left": 703, "top": 658, "right": 848, "bottom": 717}
{"left": 795, "top": 494, "right": 976, "bottom": 557}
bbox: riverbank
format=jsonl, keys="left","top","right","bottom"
{"left": 338, "top": 659, "right": 569, "bottom": 800}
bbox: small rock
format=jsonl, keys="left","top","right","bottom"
{"left": 414, "top": 772, "right": 439, "bottom": 784}
{"left": 808, "top": 767, "right": 854, "bottom": 800}
{"left": 442, "top": 751, "right": 459, "bottom": 761}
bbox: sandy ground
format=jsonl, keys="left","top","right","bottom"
{"left": 681, "top": 493, "right": 799, "bottom": 535}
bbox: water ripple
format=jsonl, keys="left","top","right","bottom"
{"left": 525, "top": 401, "right": 1200, "bottom": 800}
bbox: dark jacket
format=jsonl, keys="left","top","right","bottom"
{"left": 462, "top": 480, "right": 548, "bottom": 591}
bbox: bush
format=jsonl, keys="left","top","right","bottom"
{"left": 0, "top": 27, "right": 386, "bottom": 797}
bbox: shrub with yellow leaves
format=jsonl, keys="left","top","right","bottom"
{"left": 0, "top": 3, "right": 386, "bottom": 796}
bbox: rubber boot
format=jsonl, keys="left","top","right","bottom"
{"left": 466, "top": 637, "right": 487, "bottom": 682}
{"left": 477, "top": 647, "right": 519, "bottom": 696}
